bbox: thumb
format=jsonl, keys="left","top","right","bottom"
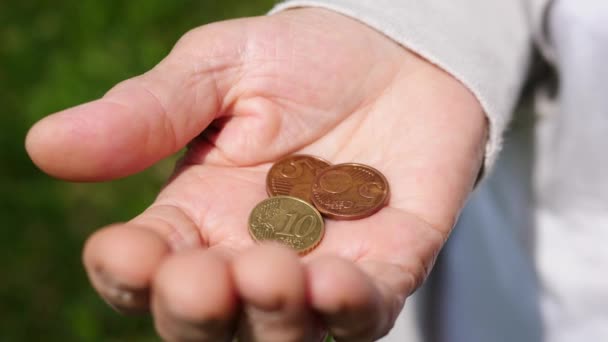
{"left": 25, "top": 26, "right": 239, "bottom": 181}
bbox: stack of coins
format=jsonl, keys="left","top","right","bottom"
{"left": 248, "top": 155, "right": 390, "bottom": 254}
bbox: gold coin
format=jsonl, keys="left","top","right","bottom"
{"left": 266, "top": 154, "right": 331, "bottom": 203}
{"left": 248, "top": 196, "right": 324, "bottom": 254}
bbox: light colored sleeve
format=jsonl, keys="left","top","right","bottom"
{"left": 270, "top": 0, "right": 552, "bottom": 171}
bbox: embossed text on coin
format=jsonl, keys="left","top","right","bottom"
{"left": 248, "top": 196, "right": 324, "bottom": 254}
{"left": 266, "top": 154, "right": 331, "bottom": 203}
{"left": 311, "top": 163, "right": 390, "bottom": 220}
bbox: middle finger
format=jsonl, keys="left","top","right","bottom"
{"left": 233, "top": 244, "right": 324, "bottom": 342}
{"left": 152, "top": 248, "right": 239, "bottom": 342}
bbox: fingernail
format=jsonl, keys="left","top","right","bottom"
{"left": 94, "top": 268, "right": 149, "bottom": 313}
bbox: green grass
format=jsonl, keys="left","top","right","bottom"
{"left": 0, "top": 1, "right": 276, "bottom": 340}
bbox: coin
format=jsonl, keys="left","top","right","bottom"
{"left": 266, "top": 155, "right": 331, "bottom": 203}
{"left": 311, "top": 163, "right": 390, "bottom": 220}
{"left": 248, "top": 196, "right": 325, "bottom": 254}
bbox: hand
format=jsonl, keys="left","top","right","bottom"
{"left": 26, "top": 8, "right": 486, "bottom": 342}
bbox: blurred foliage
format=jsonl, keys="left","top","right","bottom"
{"left": 0, "top": 0, "right": 275, "bottom": 341}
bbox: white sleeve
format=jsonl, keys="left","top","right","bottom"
{"left": 270, "top": 0, "right": 552, "bottom": 170}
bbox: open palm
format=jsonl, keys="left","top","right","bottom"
{"left": 27, "top": 8, "right": 486, "bottom": 342}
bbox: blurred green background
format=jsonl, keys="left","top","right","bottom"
{"left": 0, "top": 1, "right": 275, "bottom": 341}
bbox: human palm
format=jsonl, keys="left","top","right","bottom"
{"left": 27, "top": 8, "right": 486, "bottom": 342}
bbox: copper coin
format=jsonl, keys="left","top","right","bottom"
{"left": 266, "top": 154, "right": 331, "bottom": 203}
{"left": 248, "top": 196, "right": 325, "bottom": 254}
{"left": 311, "top": 163, "right": 390, "bottom": 220}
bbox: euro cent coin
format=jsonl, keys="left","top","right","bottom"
{"left": 311, "top": 163, "right": 390, "bottom": 220}
{"left": 266, "top": 155, "right": 331, "bottom": 203}
{"left": 248, "top": 196, "right": 325, "bottom": 254}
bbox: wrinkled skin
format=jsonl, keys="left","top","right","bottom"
{"left": 26, "top": 8, "right": 486, "bottom": 342}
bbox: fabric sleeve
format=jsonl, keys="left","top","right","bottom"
{"left": 270, "top": 0, "right": 552, "bottom": 171}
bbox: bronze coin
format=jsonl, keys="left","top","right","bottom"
{"left": 248, "top": 196, "right": 325, "bottom": 254}
{"left": 266, "top": 154, "right": 331, "bottom": 203}
{"left": 311, "top": 163, "right": 390, "bottom": 220}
